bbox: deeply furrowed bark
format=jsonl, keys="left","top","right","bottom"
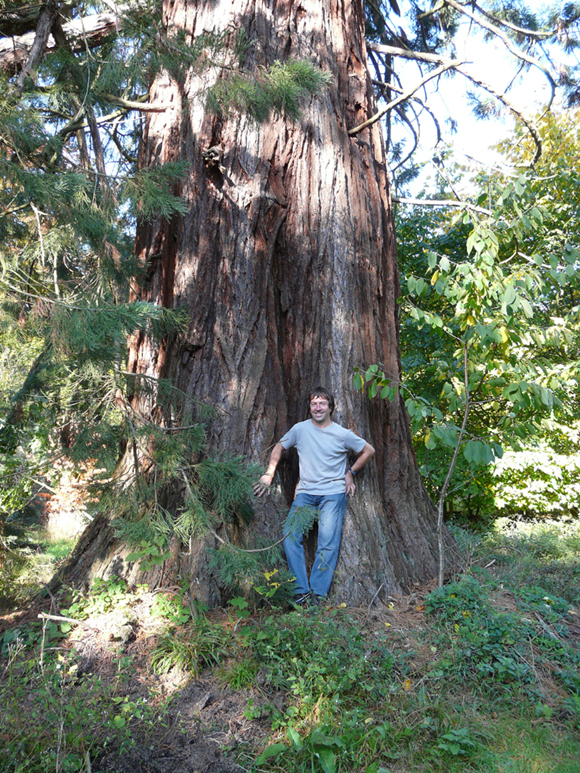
{"left": 53, "top": 0, "right": 455, "bottom": 605}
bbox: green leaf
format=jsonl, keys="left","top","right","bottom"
{"left": 540, "top": 386, "right": 553, "bottom": 408}
{"left": 315, "top": 747, "right": 337, "bottom": 773}
{"left": 256, "top": 743, "right": 287, "bottom": 763}
{"left": 503, "top": 285, "right": 516, "bottom": 306}
{"left": 464, "top": 440, "right": 494, "bottom": 466}
{"left": 380, "top": 384, "right": 394, "bottom": 400}
{"left": 466, "top": 232, "right": 476, "bottom": 255}
{"left": 519, "top": 297, "right": 533, "bottom": 318}
{"left": 287, "top": 726, "right": 303, "bottom": 750}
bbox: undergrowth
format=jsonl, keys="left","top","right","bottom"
{"left": 479, "top": 516, "right": 580, "bottom": 605}
{"left": 1, "top": 519, "right": 579, "bottom": 772}
{"left": 0, "top": 579, "right": 171, "bottom": 773}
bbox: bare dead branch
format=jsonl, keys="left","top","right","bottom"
{"left": 390, "top": 107, "right": 420, "bottom": 171}
{"left": 101, "top": 93, "right": 172, "bottom": 112}
{"left": 443, "top": 0, "right": 556, "bottom": 107}
{"left": 393, "top": 196, "right": 492, "bottom": 215}
{"left": 349, "top": 59, "right": 464, "bottom": 136}
{"left": 459, "top": 70, "right": 542, "bottom": 164}
{"left": 15, "top": 0, "right": 59, "bottom": 92}
{"left": 368, "top": 42, "right": 451, "bottom": 65}
{"left": 0, "top": 5, "right": 126, "bottom": 73}
{"left": 371, "top": 40, "right": 542, "bottom": 163}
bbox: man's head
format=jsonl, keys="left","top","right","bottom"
{"left": 308, "top": 387, "right": 334, "bottom": 426}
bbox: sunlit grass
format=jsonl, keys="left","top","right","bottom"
{"left": 478, "top": 517, "right": 580, "bottom": 605}
{"left": 0, "top": 526, "right": 77, "bottom": 612}
{"left": 475, "top": 714, "right": 580, "bottom": 772}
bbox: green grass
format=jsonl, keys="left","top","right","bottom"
{"left": 475, "top": 716, "right": 580, "bottom": 772}
{"left": 0, "top": 523, "right": 77, "bottom": 612}
{"left": 479, "top": 517, "right": 580, "bottom": 605}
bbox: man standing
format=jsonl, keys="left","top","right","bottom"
{"left": 254, "top": 387, "right": 375, "bottom": 605}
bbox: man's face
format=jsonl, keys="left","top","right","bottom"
{"left": 310, "top": 396, "right": 331, "bottom": 424}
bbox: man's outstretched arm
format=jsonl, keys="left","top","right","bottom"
{"left": 345, "top": 442, "right": 375, "bottom": 496}
{"left": 253, "top": 442, "right": 284, "bottom": 497}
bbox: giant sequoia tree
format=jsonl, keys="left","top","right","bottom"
{"left": 116, "top": 0, "right": 446, "bottom": 605}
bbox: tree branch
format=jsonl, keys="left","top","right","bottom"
{"left": 459, "top": 70, "right": 542, "bottom": 164}
{"left": 0, "top": 5, "right": 127, "bottom": 73}
{"left": 368, "top": 42, "right": 451, "bottom": 65}
{"left": 370, "top": 41, "right": 542, "bottom": 163}
{"left": 101, "top": 93, "right": 172, "bottom": 112}
{"left": 349, "top": 59, "right": 464, "bottom": 136}
{"left": 443, "top": 0, "right": 556, "bottom": 107}
{"left": 15, "top": 0, "right": 59, "bottom": 93}
{"left": 470, "top": 0, "right": 577, "bottom": 40}
{"left": 393, "top": 196, "right": 492, "bottom": 215}
{"left": 438, "top": 340, "right": 470, "bottom": 587}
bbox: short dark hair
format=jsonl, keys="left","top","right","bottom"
{"left": 309, "top": 386, "right": 335, "bottom": 413}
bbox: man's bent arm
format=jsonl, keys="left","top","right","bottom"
{"left": 253, "top": 442, "right": 284, "bottom": 496}
{"left": 345, "top": 442, "right": 375, "bottom": 496}
{"left": 352, "top": 442, "right": 375, "bottom": 474}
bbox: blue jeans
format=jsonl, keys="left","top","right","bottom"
{"left": 283, "top": 493, "right": 347, "bottom": 598}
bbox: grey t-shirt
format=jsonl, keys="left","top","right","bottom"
{"left": 280, "top": 420, "right": 367, "bottom": 495}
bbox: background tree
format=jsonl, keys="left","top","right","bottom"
{"left": 386, "top": 107, "right": 580, "bottom": 528}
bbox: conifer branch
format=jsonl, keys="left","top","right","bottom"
{"left": 57, "top": 99, "right": 168, "bottom": 144}
{"left": 368, "top": 42, "right": 451, "bottom": 65}
{"left": 466, "top": 0, "right": 578, "bottom": 40}
{"left": 349, "top": 60, "right": 463, "bottom": 136}
{"left": 14, "top": 0, "right": 59, "bottom": 93}
{"left": 443, "top": 0, "right": 556, "bottom": 106}
{"left": 101, "top": 94, "right": 172, "bottom": 112}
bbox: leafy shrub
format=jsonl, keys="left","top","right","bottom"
{"left": 516, "top": 585, "right": 570, "bottom": 622}
{"left": 426, "top": 577, "right": 537, "bottom": 686}
{"left": 424, "top": 576, "right": 489, "bottom": 624}
{"left": 1, "top": 638, "right": 168, "bottom": 772}
{"left": 245, "top": 610, "right": 403, "bottom": 720}
{"left": 493, "top": 446, "right": 580, "bottom": 516}
{"left": 483, "top": 517, "right": 580, "bottom": 604}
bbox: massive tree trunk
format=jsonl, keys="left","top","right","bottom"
{"left": 53, "top": 0, "right": 454, "bottom": 605}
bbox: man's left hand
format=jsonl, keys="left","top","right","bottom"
{"left": 345, "top": 471, "right": 355, "bottom": 496}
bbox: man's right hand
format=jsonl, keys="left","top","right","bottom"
{"left": 253, "top": 473, "right": 274, "bottom": 497}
